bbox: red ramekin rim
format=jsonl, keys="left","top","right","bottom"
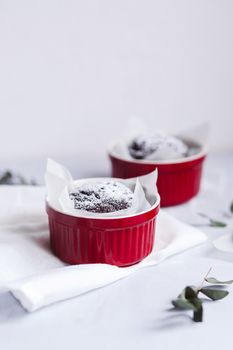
{"left": 108, "top": 140, "right": 208, "bottom": 166}
{"left": 46, "top": 177, "right": 160, "bottom": 221}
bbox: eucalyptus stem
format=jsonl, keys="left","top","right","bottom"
{"left": 197, "top": 267, "right": 212, "bottom": 292}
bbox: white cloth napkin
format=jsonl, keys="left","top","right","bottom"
{"left": 0, "top": 186, "right": 207, "bottom": 311}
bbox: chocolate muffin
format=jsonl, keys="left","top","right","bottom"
{"left": 69, "top": 180, "right": 133, "bottom": 213}
{"left": 128, "top": 132, "right": 189, "bottom": 160}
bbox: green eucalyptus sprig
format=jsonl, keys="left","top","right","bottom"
{"left": 0, "top": 170, "right": 37, "bottom": 185}
{"left": 197, "top": 213, "right": 227, "bottom": 228}
{"left": 171, "top": 268, "right": 233, "bottom": 322}
{"left": 230, "top": 201, "right": 233, "bottom": 214}
{"left": 196, "top": 200, "right": 233, "bottom": 227}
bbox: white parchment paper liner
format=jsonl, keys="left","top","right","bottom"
{"left": 45, "top": 159, "right": 158, "bottom": 218}
{"left": 109, "top": 119, "right": 209, "bottom": 162}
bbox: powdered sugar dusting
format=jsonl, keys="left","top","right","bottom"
{"left": 69, "top": 180, "right": 133, "bottom": 213}
{"left": 128, "top": 132, "right": 189, "bottom": 160}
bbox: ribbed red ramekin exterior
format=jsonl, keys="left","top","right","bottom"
{"left": 46, "top": 202, "right": 160, "bottom": 267}
{"left": 109, "top": 154, "right": 206, "bottom": 207}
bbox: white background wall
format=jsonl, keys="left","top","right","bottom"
{"left": 0, "top": 0, "right": 233, "bottom": 160}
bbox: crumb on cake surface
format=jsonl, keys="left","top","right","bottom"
{"left": 69, "top": 180, "right": 133, "bottom": 213}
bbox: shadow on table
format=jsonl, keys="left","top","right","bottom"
{"left": 203, "top": 246, "right": 233, "bottom": 264}
{"left": 147, "top": 309, "right": 194, "bottom": 331}
{"left": 0, "top": 292, "right": 27, "bottom": 323}
{"left": 27, "top": 233, "right": 51, "bottom": 254}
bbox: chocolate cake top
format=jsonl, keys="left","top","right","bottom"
{"left": 128, "top": 132, "right": 189, "bottom": 160}
{"left": 69, "top": 180, "right": 133, "bottom": 213}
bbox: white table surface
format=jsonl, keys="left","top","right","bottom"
{"left": 0, "top": 151, "right": 233, "bottom": 350}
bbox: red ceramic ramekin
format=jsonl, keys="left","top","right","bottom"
{"left": 109, "top": 145, "right": 207, "bottom": 207}
{"left": 46, "top": 180, "right": 160, "bottom": 267}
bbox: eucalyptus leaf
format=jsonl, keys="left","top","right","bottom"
{"left": 0, "top": 171, "right": 12, "bottom": 184}
{"left": 178, "top": 288, "right": 186, "bottom": 300}
{"left": 189, "top": 297, "right": 203, "bottom": 310}
{"left": 209, "top": 219, "right": 227, "bottom": 228}
{"left": 200, "top": 288, "right": 229, "bottom": 300}
{"left": 178, "top": 286, "right": 197, "bottom": 300}
{"left": 230, "top": 201, "right": 233, "bottom": 214}
{"left": 184, "top": 286, "right": 198, "bottom": 300}
{"left": 0, "top": 170, "right": 37, "bottom": 186}
{"left": 197, "top": 213, "right": 227, "bottom": 228}
{"left": 172, "top": 299, "right": 197, "bottom": 311}
{"left": 205, "top": 277, "right": 233, "bottom": 285}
